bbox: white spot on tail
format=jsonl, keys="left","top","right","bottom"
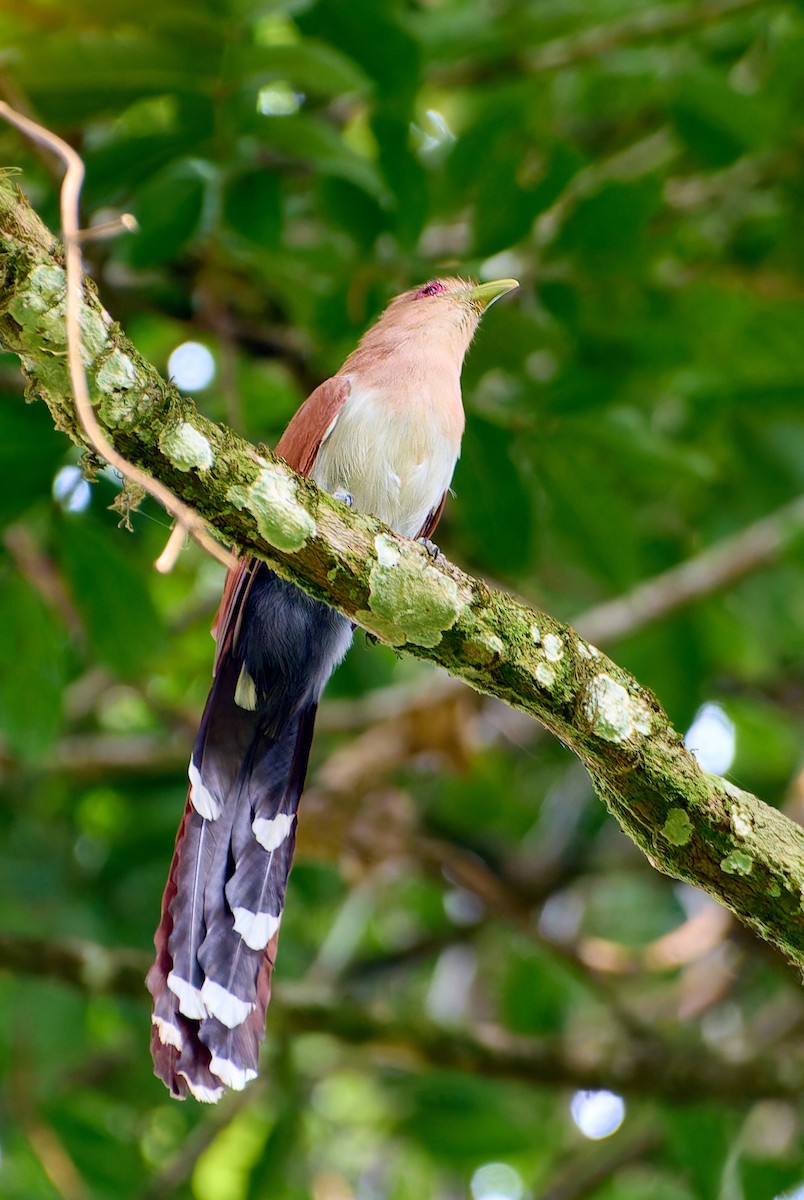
{"left": 188, "top": 758, "right": 221, "bottom": 820}
{"left": 210, "top": 1055, "right": 259, "bottom": 1091}
{"left": 152, "top": 1014, "right": 183, "bottom": 1051}
{"left": 252, "top": 812, "right": 295, "bottom": 851}
{"left": 233, "top": 906, "right": 281, "bottom": 950}
{"left": 200, "top": 980, "right": 254, "bottom": 1029}
{"left": 235, "top": 665, "right": 258, "bottom": 711}
{"left": 178, "top": 1072, "right": 224, "bottom": 1104}
{"left": 167, "top": 971, "right": 207, "bottom": 1019}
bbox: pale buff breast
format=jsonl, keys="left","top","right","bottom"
{"left": 310, "top": 376, "right": 463, "bottom": 539}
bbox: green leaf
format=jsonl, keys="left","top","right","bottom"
{"left": 373, "top": 113, "right": 428, "bottom": 245}
{"left": 125, "top": 159, "right": 210, "bottom": 266}
{"left": 249, "top": 114, "right": 385, "bottom": 199}
{"left": 454, "top": 415, "right": 533, "bottom": 577}
{"left": 223, "top": 169, "right": 283, "bottom": 248}
{"left": 0, "top": 394, "right": 66, "bottom": 527}
{"left": 670, "top": 68, "right": 781, "bottom": 169}
{"left": 556, "top": 178, "right": 663, "bottom": 264}
{"left": 0, "top": 574, "right": 67, "bottom": 758}
{"left": 233, "top": 40, "right": 370, "bottom": 98}
{"left": 317, "top": 179, "right": 387, "bottom": 249}
{"left": 393, "top": 1072, "right": 549, "bottom": 1161}
{"left": 502, "top": 946, "right": 581, "bottom": 1035}
{"left": 298, "top": 0, "right": 420, "bottom": 112}
{"left": 56, "top": 514, "right": 164, "bottom": 678}
{"left": 14, "top": 33, "right": 220, "bottom": 123}
{"left": 664, "top": 1107, "right": 740, "bottom": 1200}
{"left": 739, "top": 1158, "right": 802, "bottom": 1200}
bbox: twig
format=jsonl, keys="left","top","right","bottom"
{"left": 137, "top": 1088, "right": 260, "bottom": 1200}
{"left": 436, "top": 0, "right": 771, "bottom": 85}
{"left": 154, "top": 521, "right": 188, "bottom": 574}
{"left": 11, "top": 1047, "right": 90, "bottom": 1200}
{"left": 0, "top": 101, "right": 235, "bottom": 574}
{"left": 0, "top": 930, "right": 148, "bottom": 996}
{"left": 525, "top": 0, "right": 767, "bottom": 73}
{"left": 76, "top": 213, "right": 138, "bottom": 243}
{"left": 3, "top": 522, "right": 84, "bottom": 638}
{"left": 537, "top": 1126, "right": 663, "bottom": 1200}
{"left": 0, "top": 929, "right": 798, "bottom": 1104}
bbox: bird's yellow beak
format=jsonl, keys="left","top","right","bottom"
{"left": 462, "top": 278, "right": 519, "bottom": 312}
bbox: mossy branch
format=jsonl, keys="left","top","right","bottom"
{"left": 2, "top": 177, "right": 804, "bottom": 970}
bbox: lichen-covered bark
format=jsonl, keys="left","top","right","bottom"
{"left": 3, "top": 178, "right": 804, "bottom": 969}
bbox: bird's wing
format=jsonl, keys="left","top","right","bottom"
{"left": 275, "top": 375, "right": 351, "bottom": 476}
{"left": 211, "top": 558, "right": 257, "bottom": 674}
{"left": 417, "top": 490, "right": 448, "bottom": 541}
{"left": 209, "top": 376, "right": 350, "bottom": 671}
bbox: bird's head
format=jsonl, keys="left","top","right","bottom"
{"left": 349, "top": 276, "right": 518, "bottom": 370}
{"left": 390, "top": 275, "right": 518, "bottom": 335}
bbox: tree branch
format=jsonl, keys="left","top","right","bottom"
{"left": 435, "top": 0, "right": 771, "bottom": 86}
{"left": 0, "top": 930, "right": 799, "bottom": 1105}
{"left": 3, "top": 176, "right": 804, "bottom": 970}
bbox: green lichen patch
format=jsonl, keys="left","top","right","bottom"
{"left": 10, "top": 263, "right": 66, "bottom": 323}
{"left": 721, "top": 850, "right": 753, "bottom": 876}
{"left": 662, "top": 807, "right": 693, "bottom": 846}
{"left": 160, "top": 421, "right": 215, "bottom": 472}
{"left": 95, "top": 349, "right": 142, "bottom": 429}
{"left": 79, "top": 306, "right": 112, "bottom": 363}
{"left": 366, "top": 534, "right": 467, "bottom": 649}
{"left": 226, "top": 464, "right": 316, "bottom": 552}
{"left": 535, "top": 661, "right": 555, "bottom": 688}
{"left": 542, "top": 632, "right": 564, "bottom": 662}
{"left": 354, "top": 608, "right": 407, "bottom": 646}
{"left": 463, "top": 632, "right": 505, "bottom": 666}
{"left": 96, "top": 348, "right": 138, "bottom": 393}
{"left": 730, "top": 802, "right": 753, "bottom": 840}
{"left": 583, "top": 672, "right": 652, "bottom": 743}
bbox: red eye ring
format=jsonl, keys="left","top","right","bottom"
{"left": 416, "top": 280, "right": 446, "bottom": 298}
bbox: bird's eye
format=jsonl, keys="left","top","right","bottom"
{"left": 416, "top": 280, "right": 446, "bottom": 298}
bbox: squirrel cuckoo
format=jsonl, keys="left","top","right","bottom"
{"left": 146, "top": 275, "right": 518, "bottom": 1101}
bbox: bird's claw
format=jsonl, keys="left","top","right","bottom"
{"left": 418, "top": 537, "right": 442, "bottom": 561}
{"left": 333, "top": 489, "right": 354, "bottom": 508}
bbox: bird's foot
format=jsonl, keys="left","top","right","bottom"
{"left": 418, "top": 537, "right": 442, "bottom": 562}
{"left": 333, "top": 489, "right": 354, "bottom": 508}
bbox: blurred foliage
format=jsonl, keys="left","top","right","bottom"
{"left": 2, "top": 0, "right": 804, "bottom": 1196}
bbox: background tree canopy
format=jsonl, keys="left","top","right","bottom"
{"left": 2, "top": 0, "right": 804, "bottom": 1197}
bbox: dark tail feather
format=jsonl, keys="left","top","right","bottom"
{"left": 147, "top": 705, "right": 318, "bottom": 1101}
{"left": 147, "top": 567, "right": 352, "bottom": 1102}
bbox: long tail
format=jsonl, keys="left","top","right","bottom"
{"left": 147, "top": 566, "right": 352, "bottom": 1101}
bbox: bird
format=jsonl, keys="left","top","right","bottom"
{"left": 146, "top": 275, "right": 518, "bottom": 1102}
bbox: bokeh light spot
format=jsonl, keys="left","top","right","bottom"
{"left": 257, "top": 82, "right": 303, "bottom": 116}
{"left": 52, "top": 465, "right": 91, "bottom": 512}
{"left": 570, "top": 1090, "right": 625, "bottom": 1139}
{"left": 470, "top": 1162, "right": 524, "bottom": 1200}
{"left": 685, "top": 702, "right": 736, "bottom": 775}
{"left": 168, "top": 342, "right": 216, "bottom": 391}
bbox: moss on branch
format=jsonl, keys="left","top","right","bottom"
{"left": 3, "top": 177, "right": 804, "bottom": 970}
